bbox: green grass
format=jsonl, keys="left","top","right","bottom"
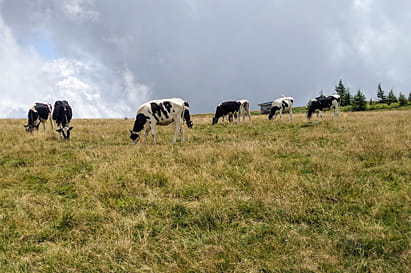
{"left": 0, "top": 111, "right": 410, "bottom": 272}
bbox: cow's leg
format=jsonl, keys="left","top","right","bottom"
{"left": 172, "top": 121, "right": 179, "bottom": 144}
{"left": 49, "top": 117, "right": 54, "bottom": 130}
{"left": 279, "top": 109, "right": 283, "bottom": 119}
{"left": 248, "top": 110, "right": 252, "bottom": 122}
{"left": 176, "top": 119, "right": 184, "bottom": 143}
{"left": 289, "top": 108, "right": 293, "bottom": 120}
{"left": 151, "top": 125, "right": 157, "bottom": 144}
{"left": 144, "top": 127, "right": 150, "bottom": 142}
{"left": 57, "top": 124, "right": 61, "bottom": 140}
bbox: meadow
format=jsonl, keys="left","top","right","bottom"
{"left": 0, "top": 110, "right": 410, "bottom": 272}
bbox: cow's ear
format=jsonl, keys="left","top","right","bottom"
{"left": 69, "top": 126, "right": 73, "bottom": 131}
{"left": 56, "top": 128, "right": 63, "bottom": 132}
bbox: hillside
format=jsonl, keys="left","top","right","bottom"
{"left": 0, "top": 110, "right": 410, "bottom": 272}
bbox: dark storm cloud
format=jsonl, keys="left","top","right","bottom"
{"left": 1, "top": 0, "right": 411, "bottom": 117}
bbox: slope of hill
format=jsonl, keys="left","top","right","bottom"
{"left": 0, "top": 110, "right": 410, "bottom": 272}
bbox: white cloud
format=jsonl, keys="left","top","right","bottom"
{"left": 0, "top": 15, "right": 150, "bottom": 118}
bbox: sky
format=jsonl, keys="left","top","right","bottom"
{"left": 1, "top": 0, "right": 411, "bottom": 118}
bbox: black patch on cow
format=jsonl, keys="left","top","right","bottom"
{"left": 35, "top": 103, "right": 51, "bottom": 120}
{"left": 150, "top": 102, "right": 169, "bottom": 121}
{"left": 282, "top": 100, "right": 289, "bottom": 109}
{"left": 184, "top": 102, "right": 189, "bottom": 107}
{"left": 132, "top": 113, "right": 149, "bottom": 132}
{"left": 268, "top": 106, "right": 280, "bottom": 120}
{"left": 163, "top": 101, "right": 172, "bottom": 113}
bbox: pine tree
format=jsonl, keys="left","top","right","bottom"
{"left": 377, "top": 83, "right": 386, "bottom": 103}
{"left": 335, "top": 80, "right": 350, "bottom": 106}
{"left": 343, "top": 91, "right": 352, "bottom": 106}
{"left": 387, "top": 89, "right": 397, "bottom": 105}
{"left": 408, "top": 92, "right": 411, "bottom": 103}
{"left": 352, "top": 89, "right": 367, "bottom": 111}
{"left": 398, "top": 93, "right": 407, "bottom": 106}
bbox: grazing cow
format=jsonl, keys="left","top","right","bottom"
{"left": 237, "top": 99, "right": 252, "bottom": 122}
{"left": 212, "top": 101, "right": 241, "bottom": 125}
{"left": 24, "top": 103, "right": 53, "bottom": 132}
{"left": 52, "top": 100, "right": 73, "bottom": 139}
{"left": 268, "top": 96, "right": 294, "bottom": 120}
{"left": 129, "top": 98, "right": 193, "bottom": 144}
{"left": 307, "top": 95, "right": 341, "bottom": 119}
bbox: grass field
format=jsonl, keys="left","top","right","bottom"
{"left": 0, "top": 110, "right": 410, "bottom": 272}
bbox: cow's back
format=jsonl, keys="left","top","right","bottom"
{"left": 137, "top": 98, "right": 184, "bottom": 125}
{"left": 53, "top": 100, "right": 72, "bottom": 124}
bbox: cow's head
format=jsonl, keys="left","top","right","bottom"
{"left": 56, "top": 126, "right": 73, "bottom": 139}
{"left": 212, "top": 117, "right": 218, "bottom": 125}
{"left": 183, "top": 108, "right": 193, "bottom": 128}
{"left": 129, "top": 130, "right": 140, "bottom": 144}
{"left": 186, "top": 120, "right": 193, "bottom": 128}
{"left": 24, "top": 124, "right": 39, "bottom": 133}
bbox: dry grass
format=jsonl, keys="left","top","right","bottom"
{"left": 0, "top": 110, "right": 410, "bottom": 272}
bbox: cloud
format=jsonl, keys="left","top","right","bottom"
{"left": 0, "top": 2, "right": 151, "bottom": 118}
{"left": 1, "top": 0, "right": 411, "bottom": 118}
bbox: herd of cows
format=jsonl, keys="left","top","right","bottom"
{"left": 23, "top": 94, "right": 341, "bottom": 143}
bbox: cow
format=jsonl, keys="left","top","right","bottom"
{"left": 52, "top": 100, "right": 73, "bottom": 139}
{"left": 129, "top": 98, "right": 193, "bottom": 144}
{"left": 268, "top": 96, "right": 294, "bottom": 120}
{"left": 212, "top": 101, "right": 241, "bottom": 125}
{"left": 237, "top": 99, "right": 252, "bottom": 122}
{"left": 307, "top": 95, "right": 341, "bottom": 119}
{"left": 24, "top": 103, "right": 53, "bottom": 133}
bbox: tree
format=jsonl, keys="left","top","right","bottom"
{"left": 377, "top": 83, "right": 386, "bottom": 103}
{"left": 387, "top": 89, "right": 397, "bottom": 105}
{"left": 343, "top": 91, "right": 352, "bottom": 106}
{"left": 408, "top": 92, "right": 411, "bottom": 103}
{"left": 335, "top": 80, "right": 350, "bottom": 106}
{"left": 352, "top": 89, "right": 367, "bottom": 111}
{"left": 398, "top": 92, "right": 407, "bottom": 106}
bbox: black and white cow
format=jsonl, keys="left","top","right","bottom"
{"left": 237, "top": 99, "right": 252, "bottom": 123}
{"left": 268, "top": 96, "right": 294, "bottom": 120}
{"left": 212, "top": 101, "right": 241, "bottom": 125}
{"left": 52, "top": 100, "right": 73, "bottom": 139}
{"left": 129, "top": 98, "right": 193, "bottom": 144}
{"left": 24, "top": 103, "right": 53, "bottom": 132}
{"left": 307, "top": 95, "right": 340, "bottom": 119}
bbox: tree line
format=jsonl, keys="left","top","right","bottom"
{"left": 333, "top": 80, "right": 411, "bottom": 111}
